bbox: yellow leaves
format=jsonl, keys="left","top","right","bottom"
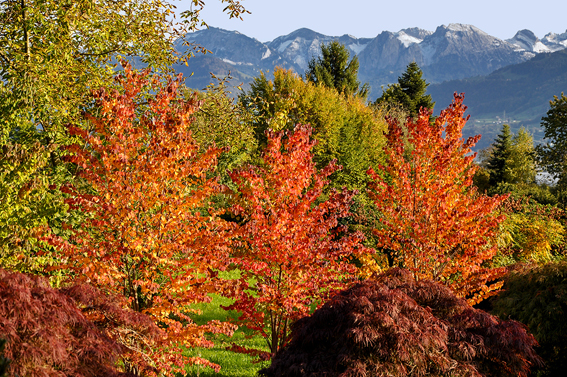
{"left": 499, "top": 212, "right": 565, "bottom": 263}
{"left": 357, "top": 253, "right": 384, "bottom": 279}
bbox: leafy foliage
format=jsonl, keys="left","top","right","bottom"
{"left": 374, "top": 62, "right": 434, "bottom": 118}
{"left": 261, "top": 268, "right": 542, "bottom": 377}
{"left": 240, "top": 67, "right": 386, "bottom": 192}
{"left": 0, "top": 141, "right": 67, "bottom": 277}
{"left": 0, "top": 267, "right": 162, "bottom": 376}
{"left": 496, "top": 197, "right": 565, "bottom": 264}
{"left": 491, "top": 262, "right": 567, "bottom": 377}
{"left": 46, "top": 65, "right": 235, "bottom": 374}
{"left": 305, "top": 40, "right": 369, "bottom": 98}
{"left": 189, "top": 80, "right": 258, "bottom": 178}
{"left": 368, "top": 94, "right": 507, "bottom": 304}
{"left": 0, "top": 0, "right": 248, "bottom": 277}
{"left": 222, "top": 125, "right": 368, "bottom": 357}
{"left": 537, "top": 93, "right": 567, "bottom": 207}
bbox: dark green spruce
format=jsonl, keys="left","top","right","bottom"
{"left": 305, "top": 40, "right": 369, "bottom": 98}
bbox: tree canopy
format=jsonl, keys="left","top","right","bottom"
{"left": 374, "top": 62, "right": 434, "bottom": 118}
{"left": 305, "top": 40, "right": 369, "bottom": 98}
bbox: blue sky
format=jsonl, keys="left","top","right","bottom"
{"left": 175, "top": 0, "right": 567, "bottom": 42}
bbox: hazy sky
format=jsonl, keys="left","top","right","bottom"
{"left": 175, "top": 0, "right": 567, "bottom": 42}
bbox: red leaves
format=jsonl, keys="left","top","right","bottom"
{"left": 0, "top": 268, "right": 161, "bottom": 377}
{"left": 261, "top": 268, "right": 542, "bottom": 377}
{"left": 223, "top": 125, "right": 369, "bottom": 356}
{"left": 368, "top": 94, "right": 508, "bottom": 304}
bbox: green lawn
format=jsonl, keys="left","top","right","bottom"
{"left": 182, "top": 278, "right": 269, "bottom": 377}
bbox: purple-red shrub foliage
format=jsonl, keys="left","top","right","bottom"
{"left": 0, "top": 268, "right": 161, "bottom": 376}
{"left": 260, "top": 268, "right": 542, "bottom": 377}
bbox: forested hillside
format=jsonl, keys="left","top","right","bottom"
{"left": 429, "top": 48, "right": 567, "bottom": 149}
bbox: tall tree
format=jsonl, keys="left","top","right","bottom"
{"left": 537, "top": 93, "right": 567, "bottom": 205}
{"left": 375, "top": 62, "right": 434, "bottom": 118}
{"left": 240, "top": 68, "right": 386, "bottom": 192}
{"left": 367, "top": 94, "right": 508, "bottom": 304}
{"left": 486, "top": 124, "right": 513, "bottom": 187}
{"left": 305, "top": 41, "right": 369, "bottom": 98}
{"left": 508, "top": 127, "right": 537, "bottom": 185}
{"left": 0, "top": 0, "right": 248, "bottom": 276}
{"left": 223, "top": 125, "right": 368, "bottom": 358}
{"left": 47, "top": 66, "right": 235, "bottom": 375}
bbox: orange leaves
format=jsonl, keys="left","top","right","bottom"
{"left": 368, "top": 94, "right": 507, "bottom": 304}
{"left": 224, "top": 125, "right": 369, "bottom": 356}
{"left": 49, "top": 64, "right": 234, "bottom": 374}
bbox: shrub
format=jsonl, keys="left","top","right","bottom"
{"left": 0, "top": 268, "right": 160, "bottom": 376}
{"left": 491, "top": 262, "right": 567, "bottom": 376}
{"left": 261, "top": 268, "right": 542, "bottom": 377}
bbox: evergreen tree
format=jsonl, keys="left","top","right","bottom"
{"left": 305, "top": 41, "right": 369, "bottom": 98}
{"left": 375, "top": 62, "right": 434, "bottom": 118}
{"left": 486, "top": 124, "right": 513, "bottom": 187}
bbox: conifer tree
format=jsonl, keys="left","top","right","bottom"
{"left": 486, "top": 124, "right": 513, "bottom": 187}
{"left": 375, "top": 62, "right": 434, "bottom": 118}
{"left": 305, "top": 41, "right": 369, "bottom": 98}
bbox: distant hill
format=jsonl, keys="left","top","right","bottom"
{"left": 428, "top": 49, "right": 567, "bottom": 150}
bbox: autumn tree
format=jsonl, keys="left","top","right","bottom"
{"left": 0, "top": 267, "right": 163, "bottom": 376}
{"left": 367, "top": 94, "right": 508, "bottom": 304}
{"left": 374, "top": 62, "right": 434, "bottom": 118}
{"left": 0, "top": 0, "right": 248, "bottom": 277}
{"left": 496, "top": 197, "right": 565, "bottom": 264}
{"left": 261, "top": 268, "right": 542, "bottom": 377}
{"left": 47, "top": 65, "right": 235, "bottom": 374}
{"left": 305, "top": 40, "right": 369, "bottom": 98}
{"left": 223, "top": 125, "right": 368, "bottom": 358}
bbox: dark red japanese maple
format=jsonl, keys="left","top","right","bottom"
{"left": 261, "top": 268, "right": 542, "bottom": 377}
{"left": 0, "top": 268, "right": 161, "bottom": 376}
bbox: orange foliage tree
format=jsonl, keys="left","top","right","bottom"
{"left": 47, "top": 65, "right": 234, "bottom": 374}
{"left": 223, "top": 125, "right": 368, "bottom": 358}
{"left": 367, "top": 94, "right": 507, "bottom": 304}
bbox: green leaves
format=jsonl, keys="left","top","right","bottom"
{"left": 305, "top": 40, "right": 369, "bottom": 98}
{"left": 374, "top": 62, "right": 434, "bottom": 118}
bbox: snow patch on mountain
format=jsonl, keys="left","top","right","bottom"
{"left": 277, "top": 40, "right": 293, "bottom": 53}
{"left": 262, "top": 48, "right": 272, "bottom": 60}
{"left": 222, "top": 58, "right": 253, "bottom": 66}
{"left": 349, "top": 43, "right": 369, "bottom": 54}
{"left": 396, "top": 31, "right": 422, "bottom": 47}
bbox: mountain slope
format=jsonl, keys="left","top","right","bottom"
{"left": 428, "top": 48, "right": 567, "bottom": 149}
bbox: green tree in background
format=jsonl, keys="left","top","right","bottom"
{"left": 486, "top": 124, "right": 513, "bottom": 187}
{"left": 508, "top": 127, "right": 537, "bottom": 185}
{"left": 305, "top": 41, "right": 369, "bottom": 98}
{"left": 240, "top": 68, "right": 386, "bottom": 192}
{"left": 538, "top": 93, "right": 567, "bottom": 206}
{"left": 374, "top": 62, "right": 434, "bottom": 118}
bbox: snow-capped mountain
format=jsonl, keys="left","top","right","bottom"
{"left": 179, "top": 24, "right": 567, "bottom": 98}
{"left": 507, "top": 29, "right": 567, "bottom": 53}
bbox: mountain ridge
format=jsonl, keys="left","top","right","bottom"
{"left": 179, "top": 24, "right": 567, "bottom": 99}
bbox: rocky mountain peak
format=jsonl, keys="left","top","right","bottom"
{"left": 507, "top": 29, "right": 550, "bottom": 53}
